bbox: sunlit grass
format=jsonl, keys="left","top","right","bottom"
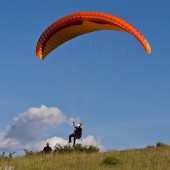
{"left": 1, "top": 145, "right": 170, "bottom": 170}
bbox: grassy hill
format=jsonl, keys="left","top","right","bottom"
{"left": 1, "top": 144, "right": 170, "bottom": 170}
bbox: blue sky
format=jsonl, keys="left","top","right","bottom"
{"left": 0, "top": 0, "right": 170, "bottom": 153}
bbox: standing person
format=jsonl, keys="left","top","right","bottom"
{"left": 43, "top": 142, "right": 52, "bottom": 154}
{"left": 68, "top": 121, "right": 82, "bottom": 146}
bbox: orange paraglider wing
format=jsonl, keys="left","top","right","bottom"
{"left": 36, "top": 11, "right": 151, "bottom": 60}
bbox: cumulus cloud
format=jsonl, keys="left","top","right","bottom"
{"left": 80, "top": 135, "right": 102, "bottom": 147}
{"left": 5, "top": 105, "right": 67, "bottom": 141}
{"left": 0, "top": 132, "right": 28, "bottom": 151}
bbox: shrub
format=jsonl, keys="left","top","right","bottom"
{"left": 54, "top": 144, "right": 73, "bottom": 153}
{"left": 54, "top": 143, "right": 99, "bottom": 153}
{"left": 101, "top": 156, "right": 121, "bottom": 166}
{"left": 74, "top": 144, "right": 99, "bottom": 153}
{"left": 156, "top": 141, "right": 167, "bottom": 147}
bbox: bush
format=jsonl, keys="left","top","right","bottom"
{"left": 54, "top": 144, "right": 73, "bottom": 153}
{"left": 74, "top": 144, "right": 100, "bottom": 153}
{"left": 156, "top": 141, "right": 167, "bottom": 147}
{"left": 101, "top": 156, "right": 120, "bottom": 166}
{"left": 54, "top": 143, "right": 100, "bottom": 153}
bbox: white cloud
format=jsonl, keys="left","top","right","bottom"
{"left": 4, "top": 105, "right": 67, "bottom": 141}
{"left": 0, "top": 132, "right": 29, "bottom": 152}
{"left": 80, "top": 135, "right": 102, "bottom": 147}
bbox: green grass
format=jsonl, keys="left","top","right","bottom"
{"left": 1, "top": 146, "right": 170, "bottom": 170}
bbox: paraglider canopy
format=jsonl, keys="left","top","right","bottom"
{"left": 36, "top": 11, "right": 151, "bottom": 60}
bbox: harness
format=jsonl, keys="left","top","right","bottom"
{"left": 74, "top": 127, "right": 82, "bottom": 139}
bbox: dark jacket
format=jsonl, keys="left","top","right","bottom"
{"left": 43, "top": 146, "right": 52, "bottom": 153}
{"left": 74, "top": 127, "right": 82, "bottom": 138}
